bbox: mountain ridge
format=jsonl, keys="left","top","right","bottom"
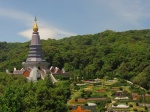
{"left": 0, "top": 29, "right": 150, "bottom": 89}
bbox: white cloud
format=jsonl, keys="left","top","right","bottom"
{"left": 0, "top": 7, "right": 33, "bottom": 23}
{"left": 18, "top": 24, "right": 76, "bottom": 40}
{"left": 0, "top": 7, "right": 76, "bottom": 40}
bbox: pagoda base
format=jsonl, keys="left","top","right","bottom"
{"left": 22, "top": 61, "right": 49, "bottom": 70}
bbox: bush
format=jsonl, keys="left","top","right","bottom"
{"left": 73, "top": 82, "right": 76, "bottom": 86}
{"left": 111, "top": 92, "right": 116, "bottom": 96}
{"left": 91, "top": 93, "right": 101, "bottom": 98}
{"left": 86, "top": 91, "right": 92, "bottom": 97}
{"left": 81, "top": 92, "right": 85, "bottom": 98}
{"left": 74, "top": 86, "right": 80, "bottom": 91}
{"left": 129, "top": 104, "right": 133, "bottom": 107}
{"left": 93, "top": 82, "right": 102, "bottom": 86}
{"left": 111, "top": 82, "right": 130, "bottom": 87}
{"left": 120, "top": 79, "right": 127, "bottom": 83}
{"left": 107, "top": 98, "right": 111, "bottom": 103}
{"left": 68, "top": 106, "right": 73, "bottom": 110}
{"left": 75, "top": 97, "right": 78, "bottom": 102}
{"left": 147, "top": 91, "right": 150, "bottom": 94}
{"left": 119, "top": 87, "right": 123, "bottom": 91}
{"left": 113, "top": 103, "right": 118, "bottom": 106}
{"left": 81, "top": 90, "right": 92, "bottom": 98}
{"left": 84, "top": 103, "right": 88, "bottom": 106}
{"left": 133, "top": 108, "right": 138, "bottom": 111}
{"left": 136, "top": 102, "right": 139, "bottom": 106}
{"left": 103, "top": 94, "right": 107, "bottom": 97}
{"left": 84, "top": 95, "right": 88, "bottom": 99}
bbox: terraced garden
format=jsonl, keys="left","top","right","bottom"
{"left": 68, "top": 78, "right": 150, "bottom": 112}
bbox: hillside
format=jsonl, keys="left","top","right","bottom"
{"left": 0, "top": 29, "right": 150, "bottom": 89}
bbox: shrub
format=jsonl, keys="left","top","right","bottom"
{"left": 119, "top": 87, "right": 123, "bottom": 91}
{"left": 113, "top": 103, "right": 118, "bottom": 106}
{"left": 74, "top": 86, "right": 80, "bottom": 91}
{"left": 93, "top": 82, "right": 102, "bottom": 86}
{"left": 147, "top": 91, "right": 150, "bottom": 94}
{"left": 107, "top": 98, "right": 111, "bottom": 103}
{"left": 103, "top": 94, "right": 107, "bottom": 97}
{"left": 86, "top": 91, "right": 92, "bottom": 97}
{"left": 120, "top": 79, "right": 126, "bottom": 83}
{"left": 81, "top": 93, "right": 85, "bottom": 98}
{"left": 145, "top": 106, "right": 148, "bottom": 110}
{"left": 133, "top": 108, "right": 138, "bottom": 111}
{"left": 111, "top": 92, "right": 116, "bottom": 96}
{"left": 73, "top": 82, "right": 76, "bottom": 86}
{"left": 84, "top": 103, "right": 88, "bottom": 106}
{"left": 75, "top": 97, "right": 78, "bottom": 102}
{"left": 68, "top": 106, "right": 73, "bottom": 110}
{"left": 91, "top": 93, "right": 101, "bottom": 98}
{"left": 136, "top": 102, "right": 139, "bottom": 106}
{"left": 84, "top": 95, "right": 88, "bottom": 99}
{"left": 129, "top": 104, "right": 133, "bottom": 107}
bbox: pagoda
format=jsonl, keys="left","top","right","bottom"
{"left": 22, "top": 17, "right": 49, "bottom": 70}
{"left": 10, "top": 18, "right": 69, "bottom": 79}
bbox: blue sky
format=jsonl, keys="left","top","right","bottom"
{"left": 0, "top": 0, "right": 150, "bottom": 42}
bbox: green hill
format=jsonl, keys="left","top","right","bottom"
{"left": 0, "top": 29, "right": 150, "bottom": 89}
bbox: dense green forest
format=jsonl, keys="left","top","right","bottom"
{"left": 0, "top": 72, "right": 70, "bottom": 112}
{"left": 0, "top": 29, "right": 150, "bottom": 89}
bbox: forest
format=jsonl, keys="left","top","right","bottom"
{"left": 0, "top": 72, "right": 70, "bottom": 112}
{"left": 0, "top": 29, "right": 150, "bottom": 89}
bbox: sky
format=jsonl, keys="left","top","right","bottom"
{"left": 0, "top": 0, "right": 150, "bottom": 42}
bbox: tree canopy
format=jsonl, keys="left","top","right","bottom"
{"left": 0, "top": 72, "right": 70, "bottom": 112}
{"left": 0, "top": 29, "right": 150, "bottom": 89}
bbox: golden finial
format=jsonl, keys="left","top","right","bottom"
{"left": 33, "top": 16, "right": 38, "bottom": 32}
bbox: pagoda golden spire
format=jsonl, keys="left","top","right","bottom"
{"left": 33, "top": 17, "right": 38, "bottom": 32}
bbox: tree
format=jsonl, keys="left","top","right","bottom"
{"left": 0, "top": 73, "right": 70, "bottom": 111}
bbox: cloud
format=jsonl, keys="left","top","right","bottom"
{"left": 18, "top": 24, "right": 76, "bottom": 40}
{"left": 0, "top": 7, "right": 33, "bottom": 23}
{"left": 0, "top": 7, "right": 76, "bottom": 40}
{"left": 94, "top": 0, "right": 150, "bottom": 31}
{"left": 107, "top": 0, "right": 150, "bottom": 24}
